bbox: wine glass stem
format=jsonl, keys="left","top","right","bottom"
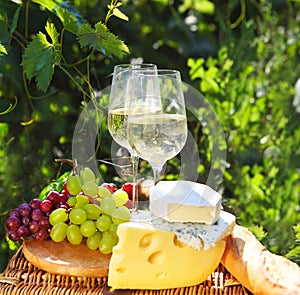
{"left": 152, "top": 165, "right": 163, "bottom": 184}
{"left": 130, "top": 154, "right": 139, "bottom": 212}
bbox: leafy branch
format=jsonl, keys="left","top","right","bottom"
{"left": 1, "top": 0, "right": 129, "bottom": 117}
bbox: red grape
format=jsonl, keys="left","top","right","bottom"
{"left": 28, "top": 221, "right": 39, "bottom": 233}
{"left": 5, "top": 216, "right": 21, "bottom": 232}
{"left": 17, "top": 225, "right": 30, "bottom": 238}
{"left": 47, "top": 191, "right": 60, "bottom": 204}
{"left": 57, "top": 193, "right": 68, "bottom": 204}
{"left": 35, "top": 228, "right": 49, "bottom": 240}
{"left": 21, "top": 216, "right": 30, "bottom": 226}
{"left": 10, "top": 208, "right": 20, "bottom": 218}
{"left": 32, "top": 209, "right": 44, "bottom": 221}
{"left": 101, "top": 183, "right": 118, "bottom": 194}
{"left": 40, "top": 200, "right": 53, "bottom": 212}
{"left": 62, "top": 182, "right": 69, "bottom": 194}
{"left": 39, "top": 216, "right": 51, "bottom": 229}
{"left": 8, "top": 231, "right": 20, "bottom": 242}
{"left": 124, "top": 199, "right": 133, "bottom": 209}
{"left": 29, "top": 199, "right": 41, "bottom": 210}
{"left": 122, "top": 183, "right": 133, "bottom": 198}
{"left": 19, "top": 203, "right": 32, "bottom": 217}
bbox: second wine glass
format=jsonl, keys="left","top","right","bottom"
{"left": 108, "top": 63, "right": 157, "bottom": 212}
{"left": 127, "top": 69, "right": 188, "bottom": 183}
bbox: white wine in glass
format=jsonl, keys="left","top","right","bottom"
{"left": 108, "top": 63, "right": 157, "bottom": 212}
{"left": 127, "top": 69, "right": 188, "bottom": 183}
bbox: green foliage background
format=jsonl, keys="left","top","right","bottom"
{"left": 1, "top": 0, "right": 300, "bottom": 271}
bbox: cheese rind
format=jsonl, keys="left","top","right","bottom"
{"left": 108, "top": 222, "right": 226, "bottom": 290}
{"left": 150, "top": 181, "right": 221, "bottom": 224}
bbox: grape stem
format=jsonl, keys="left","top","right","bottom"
{"left": 54, "top": 158, "right": 79, "bottom": 175}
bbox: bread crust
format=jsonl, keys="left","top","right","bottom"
{"left": 221, "top": 224, "right": 300, "bottom": 295}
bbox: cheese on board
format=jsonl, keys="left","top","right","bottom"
{"left": 108, "top": 221, "right": 226, "bottom": 290}
{"left": 150, "top": 181, "right": 221, "bottom": 224}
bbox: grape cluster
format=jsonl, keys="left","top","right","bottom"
{"left": 50, "top": 193, "right": 130, "bottom": 254}
{"left": 5, "top": 185, "right": 70, "bottom": 242}
{"left": 5, "top": 166, "right": 133, "bottom": 255}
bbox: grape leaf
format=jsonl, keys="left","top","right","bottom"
{"left": 0, "top": 43, "right": 7, "bottom": 56}
{"left": 22, "top": 22, "right": 61, "bottom": 92}
{"left": 55, "top": 6, "right": 81, "bottom": 34}
{"left": 32, "top": 0, "right": 57, "bottom": 11}
{"left": 77, "top": 22, "right": 129, "bottom": 59}
{"left": 107, "top": 5, "right": 129, "bottom": 21}
{"left": 32, "top": 0, "right": 82, "bottom": 34}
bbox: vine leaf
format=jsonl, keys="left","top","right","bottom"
{"left": 0, "top": 43, "right": 7, "bottom": 56}
{"left": 55, "top": 6, "right": 80, "bottom": 34}
{"left": 77, "top": 22, "right": 129, "bottom": 59}
{"left": 107, "top": 4, "right": 129, "bottom": 21}
{"left": 32, "top": 0, "right": 82, "bottom": 34}
{"left": 22, "top": 22, "right": 61, "bottom": 92}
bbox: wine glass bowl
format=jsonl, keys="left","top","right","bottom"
{"left": 127, "top": 69, "right": 187, "bottom": 183}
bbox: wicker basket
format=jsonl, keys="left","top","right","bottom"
{"left": 0, "top": 246, "right": 251, "bottom": 295}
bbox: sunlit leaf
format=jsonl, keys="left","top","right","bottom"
{"left": 55, "top": 6, "right": 80, "bottom": 34}
{"left": 112, "top": 7, "right": 129, "bottom": 21}
{"left": 32, "top": 0, "right": 57, "bottom": 10}
{"left": 22, "top": 22, "right": 61, "bottom": 91}
{"left": 77, "top": 22, "right": 129, "bottom": 59}
{"left": 0, "top": 43, "right": 7, "bottom": 55}
{"left": 248, "top": 225, "right": 267, "bottom": 241}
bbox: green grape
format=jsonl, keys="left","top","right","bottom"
{"left": 83, "top": 203, "right": 102, "bottom": 220}
{"left": 75, "top": 195, "right": 89, "bottom": 208}
{"left": 96, "top": 214, "right": 112, "bottom": 232}
{"left": 108, "top": 223, "right": 118, "bottom": 238}
{"left": 50, "top": 222, "right": 68, "bottom": 242}
{"left": 49, "top": 208, "right": 69, "bottom": 226}
{"left": 100, "top": 197, "right": 116, "bottom": 215}
{"left": 67, "top": 175, "right": 82, "bottom": 195}
{"left": 80, "top": 220, "right": 97, "bottom": 237}
{"left": 79, "top": 167, "right": 95, "bottom": 183}
{"left": 82, "top": 181, "right": 99, "bottom": 197}
{"left": 99, "top": 231, "right": 118, "bottom": 254}
{"left": 67, "top": 224, "right": 83, "bottom": 245}
{"left": 112, "top": 189, "right": 129, "bottom": 207}
{"left": 86, "top": 231, "right": 102, "bottom": 250}
{"left": 98, "top": 186, "right": 112, "bottom": 198}
{"left": 68, "top": 196, "right": 77, "bottom": 207}
{"left": 111, "top": 207, "right": 130, "bottom": 225}
{"left": 121, "top": 205, "right": 130, "bottom": 215}
{"left": 69, "top": 208, "right": 87, "bottom": 225}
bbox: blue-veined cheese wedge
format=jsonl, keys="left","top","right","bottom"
{"left": 150, "top": 181, "right": 221, "bottom": 224}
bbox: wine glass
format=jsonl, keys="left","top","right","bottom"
{"left": 108, "top": 63, "right": 157, "bottom": 212}
{"left": 127, "top": 69, "right": 188, "bottom": 183}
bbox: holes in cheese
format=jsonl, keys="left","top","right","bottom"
{"left": 116, "top": 267, "right": 127, "bottom": 274}
{"left": 139, "top": 233, "right": 155, "bottom": 250}
{"left": 147, "top": 251, "right": 165, "bottom": 264}
{"left": 108, "top": 221, "right": 226, "bottom": 290}
{"left": 173, "top": 235, "right": 187, "bottom": 248}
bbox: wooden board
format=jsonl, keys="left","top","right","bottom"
{"left": 23, "top": 239, "right": 111, "bottom": 277}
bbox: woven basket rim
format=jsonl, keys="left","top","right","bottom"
{"left": 0, "top": 246, "right": 251, "bottom": 295}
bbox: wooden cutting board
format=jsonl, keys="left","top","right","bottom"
{"left": 23, "top": 239, "right": 111, "bottom": 277}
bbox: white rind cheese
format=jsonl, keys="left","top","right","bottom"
{"left": 150, "top": 181, "right": 222, "bottom": 224}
